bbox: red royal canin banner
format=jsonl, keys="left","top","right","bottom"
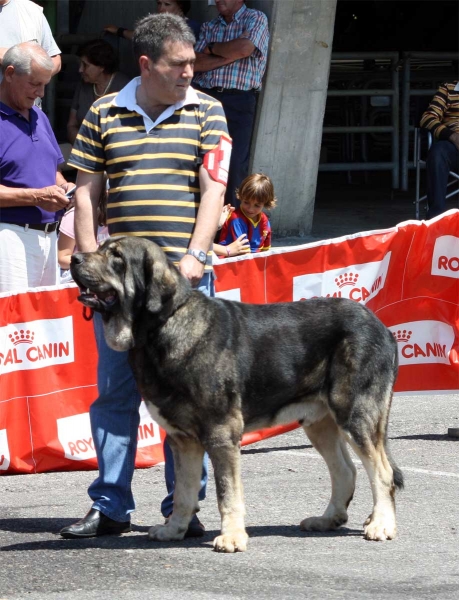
{"left": 1, "top": 211, "right": 458, "bottom": 474}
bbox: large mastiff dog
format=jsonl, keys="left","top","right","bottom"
{"left": 71, "top": 236, "right": 403, "bottom": 553}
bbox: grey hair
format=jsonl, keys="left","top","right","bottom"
{"left": 132, "top": 13, "right": 195, "bottom": 64}
{"left": 1, "top": 42, "right": 53, "bottom": 75}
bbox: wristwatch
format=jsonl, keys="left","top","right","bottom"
{"left": 207, "top": 42, "right": 216, "bottom": 55}
{"left": 186, "top": 248, "right": 207, "bottom": 265}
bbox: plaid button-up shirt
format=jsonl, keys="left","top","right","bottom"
{"left": 193, "top": 4, "right": 269, "bottom": 91}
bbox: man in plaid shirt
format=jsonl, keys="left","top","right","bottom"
{"left": 194, "top": 0, "right": 269, "bottom": 207}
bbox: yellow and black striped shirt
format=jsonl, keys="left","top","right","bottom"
{"left": 420, "top": 81, "right": 459, "bottom": 141}
{"left": 68, "top": 86, "right": 229, "bottom": 269}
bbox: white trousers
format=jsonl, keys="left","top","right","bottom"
{"left": 0, "top": 223, "right": 59, "bottom": 293}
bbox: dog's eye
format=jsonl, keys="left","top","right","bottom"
{"left": 109, "top": 247, "right": 124, "bottom": 260}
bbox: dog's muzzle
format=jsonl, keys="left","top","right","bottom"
{"left": 71, "top": 253, "right": 119, "bottom": 313}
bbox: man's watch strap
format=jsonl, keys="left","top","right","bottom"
{"left": 186, "top": 248, "right": 208, "bottom": 265}
{"left": 207, "top": 42, "right": 216, "bottom": 55}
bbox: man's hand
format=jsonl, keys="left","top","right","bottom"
{"left": 178, "top": 254, "right": 205, "bottom": 288}
{"left": 59, "top": 181, "right": 75, "bottom": 194}
{"left": 103, "top": 24, "right": 118, "bottom": 35}
{"left": 35, "top": 185, "right": 70, "bottom": 212}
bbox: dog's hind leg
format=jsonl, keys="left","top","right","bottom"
{"left": 148, "top": 436, "right": 204, "bottom": 542}
{"left": 344, "top": 429, "right": 400, "bottom": 541}
{"left": 206, "top": 425, "right": 248, "bottom": 553}
{"left": 300, "top": 413, "right": 357, "bottom": 532}
{"left": 339, "top": 382, "right": 403, "bottom": 541}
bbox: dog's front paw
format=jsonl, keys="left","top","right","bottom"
{"left": 148, "top": 523, "right": 186, "bottom": 542}
{"left": 213, "top": 531, "right": 248, "bottom": 553}
{"left": 363, "top": 515, "right": 396, "bottom": 541}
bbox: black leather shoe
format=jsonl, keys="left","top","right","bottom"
{"left": 165, "top": 514, "right": 205, "bottom": 538}
{"left": 185, "top": 516, "right": 205, "bottom": 538}
{"left": 60, "top": 508, "right": 131, "bottom": 539}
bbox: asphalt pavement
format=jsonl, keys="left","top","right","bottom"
{"left": 1, "top": 392, "right": 458, "bottom": 600}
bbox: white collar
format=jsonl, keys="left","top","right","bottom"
{"left": 112, "top": 77, "right": 200, "bottom": 132}
{"left": 454, "top": 82, "right": 459, "bottom": 91}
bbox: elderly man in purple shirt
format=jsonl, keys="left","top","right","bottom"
{"left": 0, "top": 42, "right": 71, "bottom": 293}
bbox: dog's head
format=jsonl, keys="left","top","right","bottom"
{"left": 70, "top": 237, "right": 190, "bottom": 351}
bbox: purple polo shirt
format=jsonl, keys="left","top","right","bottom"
{"left": 0, "top": 102, "right": 64, "bottom": 224}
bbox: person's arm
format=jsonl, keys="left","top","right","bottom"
{"left": 0, "top": 182, "right": 69, "bottom": 212}
{"left": 103, "top": 25, "right": 134, "bottom": 40}
{"left": 0, "top": 47, "right": 7, "bottom": 66}
{"left": 50, "top": 54, "right": 61, "bottom": 76}
{"left": 58, "top": 231, "right": 76, "bottom": 269}
{"left": 178, "top": 166, "right": 225, "bottom": 286}
{"left": 74, "top": 171, "right": 105, "bottom": 252}
{"left": 193, "top": 52, "right": 236, "bottom": 73}
{"left": 204, "top": 37, "right": 255, "bottom": 61}
{"left": 194, "top": 32, "right": 255, "bottom": 72}
{"left": 38, "top": 10, "right": 62, "bottom": 76}
{"left": 67, "top": 109, "right": 79, "bottom": 144}
{"left": 194, "top": 35, "right": 253, "bottom": 72}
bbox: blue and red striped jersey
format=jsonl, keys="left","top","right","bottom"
{"left": 218, "top": 207, "right": 271, "bottom": 253}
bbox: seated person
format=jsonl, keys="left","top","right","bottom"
{"left": 67, "top": 39, "right": 130, "bottom": 143}
{"left": 214, "top": 173, "right": 276, "bottom": 258}
{"left": 420, "top": 81, "right": 459, "bottom": 219}
{"left": 104, "top": 1, "right": 201, "bottom": 41}
{"left": 58, "top": 183, "right": 109, "bottom": 282}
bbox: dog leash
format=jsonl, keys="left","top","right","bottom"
{"left": 82, "top": 307, "right": 94, "bottom": 321}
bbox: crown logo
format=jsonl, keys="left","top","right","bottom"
{"left": 9, "top": 329, "right": 35, "bottom": 346}
{"left": 335, "top": 272, "right": 359, "bottom": 288}
{"left": 392, "top": 329, "right": 412, "bottom": 343}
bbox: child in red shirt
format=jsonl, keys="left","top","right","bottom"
{"left": 214, "top": 173, "right": 277, "bottom": 258}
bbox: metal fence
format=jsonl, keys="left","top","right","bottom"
{"left": 319, "top": 52, "right": 400, "bottom": 188}
{"left": 319, "top": 51, "right": 458, "bottom": 191}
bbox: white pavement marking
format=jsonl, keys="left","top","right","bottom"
{"left": 276, "top": 450, "right": 459, "bottom": 478}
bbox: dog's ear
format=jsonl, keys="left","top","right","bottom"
{"left": 143, "top": 244, "right": 177, "bottom": 314}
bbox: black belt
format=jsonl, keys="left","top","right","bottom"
{"left": 204, "top": 87, "right": 257, "bottom": 95}
{"left": 2, "top": 221, "right": 59, "bottom": 233}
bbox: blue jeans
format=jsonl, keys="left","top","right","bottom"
{"left": 88, "top": 272, "right": 213, "bottom": 522}
{"left": 426, "top": 140, "right": 459, "bottom": 219}
{"left": 198, "top": 88, "right": 257, "bottom": 208}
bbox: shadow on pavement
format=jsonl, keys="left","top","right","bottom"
{"left": 242, "top": 444, "right": 312, "bottom": 455}
{"left": 0, "top": 520, "right": 362, "bottom": 552}
{"left": 391, "top": 434, "right": 459, "bottom": 442}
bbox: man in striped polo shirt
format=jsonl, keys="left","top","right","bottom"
{"left": 420, "top": 81, "right": 459, "bottom": 219}
{"left": 193, "top": 0, "right": 269, "bottom": 207}
{"left": 60, "top": 14, "right": 231, "bottom": 540}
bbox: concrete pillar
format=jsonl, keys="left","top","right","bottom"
{"left": 252, "top": 0, "right": 337, "bottom": 237}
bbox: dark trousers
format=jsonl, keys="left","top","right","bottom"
{"left": 426, "top": 140, "right": 459, "bottom": 219}
{"left": 200, "top": 88, "right": 257, "bottom": 207}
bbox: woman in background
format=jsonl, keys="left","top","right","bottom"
{"left": 67, "top": 39, "right": 130, "bottom": 143}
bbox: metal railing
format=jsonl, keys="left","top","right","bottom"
{"left": 400, "top": 51, "right": 459, "bottom": 191}
{"left": 319, "top": 52, "right": 400, "bottom": 188}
